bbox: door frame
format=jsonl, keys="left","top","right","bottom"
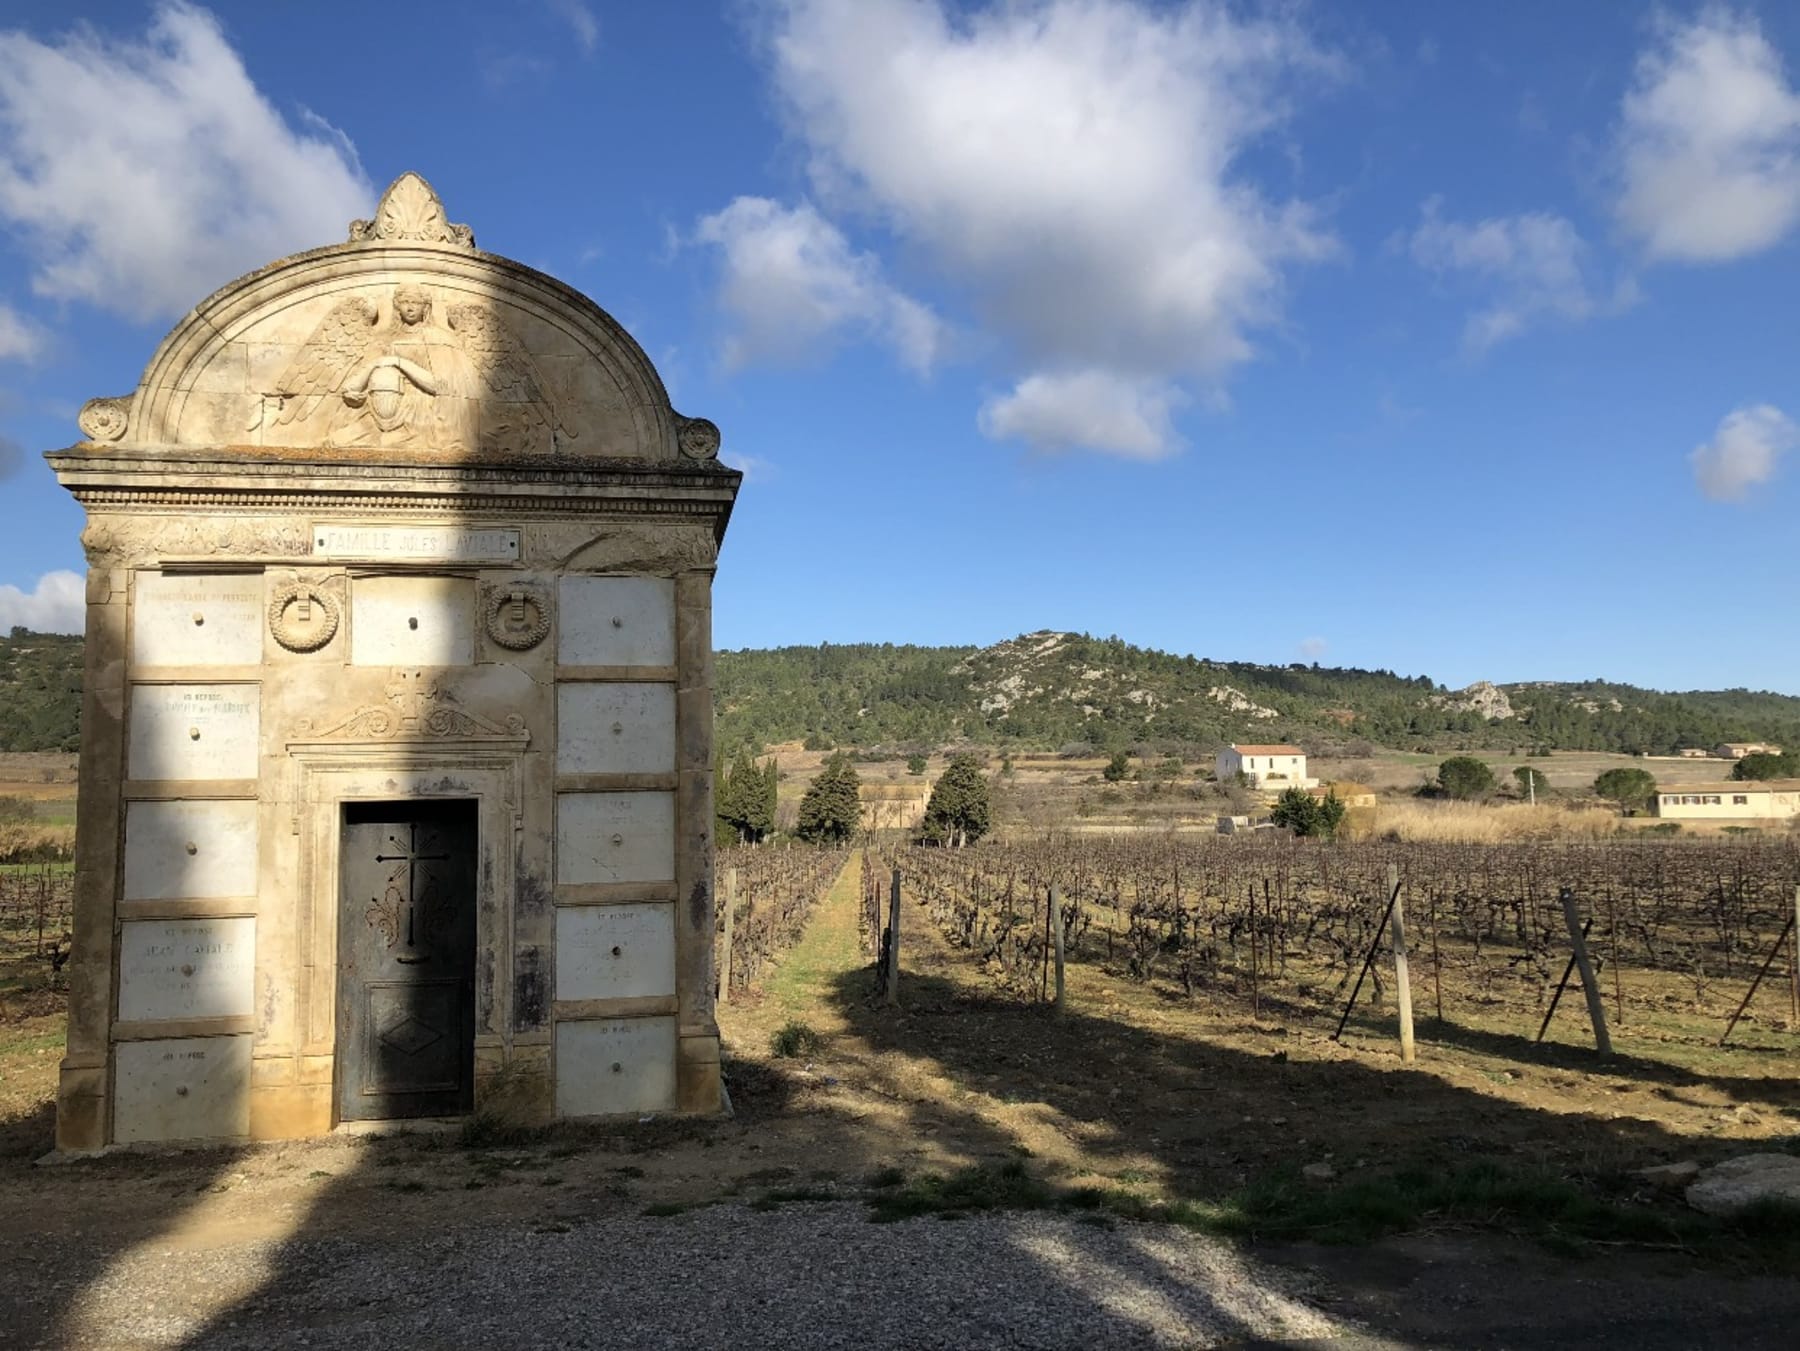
{"left": 286, "top": 747, "right": 523, "bottom": 1127}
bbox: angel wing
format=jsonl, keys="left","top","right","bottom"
{"left": 446, "top": 303, "right": 572, "bottom": 439}
{"left": 269, "top": 296, "right": 379, "bottom": 427}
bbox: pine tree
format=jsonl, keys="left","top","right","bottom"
{"left": 923, "top": 753, "right": 991, "bottom": 847}
{"left": 796, "top": 752, "right": 861, "bottom": 843}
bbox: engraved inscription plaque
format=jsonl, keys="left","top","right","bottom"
{"left": 127, "top": 684, "right": 260, "bottom": 780}
{"left": 555, "top": 792, "right": 675, "bottom": 885}
{"left": 556, "top": 684, "right": 676, "bottom": 775}
{"left": 555, "top": 904, "right": 675, "bottom": 1001}
{"left": 123, "top": 800, "right": 257, "bottom": 901}
{"left": 113, "top": 1035, "right": 252, "bottom": 1144}
{"left": 132, "top": 572, "right": 264, "bottom": 667}
{"left": 118, "top": 917, "right": 256, "bottom": 1022}
{"left": 558, "top": 576, "right": 675, "bottom": 667}
{"left": 555, "top": 1016, "right": 676, "bottom": 1117}
{"left": 314, "top": 524, "right": 520, "bottom": 562}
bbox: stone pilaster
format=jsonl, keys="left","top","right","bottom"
{"left": 673, "top": 567, "right": 721, "bottom": 1114}
{"left": 55, "top": 564, "right": 130, "bottom": 1151}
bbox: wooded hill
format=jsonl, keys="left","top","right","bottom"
{"left": 5, "top": 625, "right": 1798, "bottom": 760}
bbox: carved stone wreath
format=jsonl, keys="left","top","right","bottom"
{"left": 268, "top": 582, "right": 341, "bottom": 653}
{"left": 483, "top": 584, "right": 550, "bottom": 651}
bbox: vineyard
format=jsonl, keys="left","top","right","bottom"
{"left": 881, "top": 835, "right": 1800, "bottom": 1047}
{"left": 0, "top": 864, "right": 72, "bottom": 1015}
{"left": 715, "top": 844, "right": 850, "bottom": 1001}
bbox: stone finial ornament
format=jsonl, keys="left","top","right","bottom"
{"left": 349, "top": 171, "right": 475, "bottom": 250}
{"left": 77, "top": 396, "right": 131, "bottom": 442}
{"left": 675, "top": 414, "right": 721, "bottom": 461}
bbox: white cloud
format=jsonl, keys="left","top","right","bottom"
{"left": 0, "top": 303, "right": 45, "bottom": 361}
{"left": 0, "top": 2, "right": 371, "bottom": 322}
{"left": 745, "top": 0, "right": 1337, "bottom": 458}
{"left": 977, "top": 371, "right": 1184, "bottom": 459}
{"left": 1298, "top": 636, "right": 1328, "bottom": 660}
{"left": 1690, "top": 404, "right": 1796, "bottom": 501}
{"left": 548, "top": 0, "right": 600, "bottom": 55}
{"left": 695, "top": 196, "right": 943, "bottom": 374}
{"left": 1615, "top": 9, "right": 1800, "bottom": 262}
{"left": 0, "top": 570, "right": 84, "bottom": 635}
{"left": 1407, "top": 198, "right": 1598, "bottom": 351}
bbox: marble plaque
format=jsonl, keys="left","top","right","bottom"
{"left": 555, "top": 1016, "right": 676, "bottom": 1118}
{"left": 350, "top": 575, "right": 475, "bottom": 666}
{"left": 113, "top": 1034, "right": 252, "bottom": 1144}
{"left": 556, "top": 684, "right": 676, "bottom": 775}
{"left": 312, "top": 524, "right": 520, "bottom": 562}
{"left": 117, "top": 917, "right": 256, "bottom": 1023}
{"left": 132, "top": 572, "right": 264, "bottom": 667}
{"left": 128, "top": 684, "right": 260, "bottom": 780}
{"left": 555, "top": 904, "right": 675, "bottom": 1001}
{"left": 555, "top": 792, "right": 674, "bottom": 885}
{"left": 123, "top": 800, "right": 258, "bottom": 900}
{"left": 558, "top": 577, "right": 675, "bottom": 667}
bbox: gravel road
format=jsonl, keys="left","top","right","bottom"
{"left": 37, "top": 1201, "right": 1356, "bottom": 1350}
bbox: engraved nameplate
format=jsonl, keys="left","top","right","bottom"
{"left": 555, "top": 1017, "right": 676, "bottom": 1118}
{"left": 556, "top": 904, "right": 675, "bottom": 1001}
{"left": 132, "top": 572, "right": 264, "bottom": 667}
{"left": 113, "top": 1035, "right": 252, "bottom": 1144}
{"left": 128, "top": 684, "right": 260, "bottom": 780}
{"left": 118, "top": 918, "right": 256, "bottom": 1022}
{"left": 312, "top": 524, "right": 520, "bottom": 562}
{"left": 556, "top": 684, "right": 676, "bottom": 775}
{"left": 123, "top": 800, "right": 258, "bottom": 900}
{"left": 556, "top": 792, "right": 674, "bottom": 885}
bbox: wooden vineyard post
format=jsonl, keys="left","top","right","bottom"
{"left": 1559, "top": 887, "right": 1613, "bottom": 1057}
{"left": 718, "top": 866, "right": 738, "bottom": 1003}
{"left": 1388, "top": 864, "right": 1415, "bottom": 1064}
{"left": 1247, "top": 883, "right": 1259, "bottom": 1017}
{"left": 885, "top": 866, "right": 902, "bottom": 1007}
{"left": 1333, "top": 870, "right": 1403, "bottom": 1043}
{"left": 1792, "top": 884, "right": 1800, "bottom": 1026}
{"left": 1720, "top": 911, "right": 1797, "bottom": 1046}
{"left": 1050, "top": 885, "right": 1067, "bottom": 1014}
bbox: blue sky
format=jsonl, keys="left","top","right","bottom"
{"left": 0, "top": 1, "right": 1796, "bottom": 693}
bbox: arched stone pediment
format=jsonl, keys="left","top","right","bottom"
{"left": 76, "top": 173, "right": 720, "bottom": 464}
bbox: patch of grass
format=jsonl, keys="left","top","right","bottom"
{"left": 384, "top": 1179, "right": 427, "bottom": 1194}
{"left": 867, "top": 1160, "right": 1056, "bottom": 1223}
{"left": 749, "top": 1185, "right": 835, "bottom": 1211}
{"left": 769, "top": 1020, "right": 824, "bottom": 1059}
{"left": 457, "top": 1113, "right": 549, "bottom": 1150}
{"left": 863, "top": 1165, "right": 906, "bottom": 1189}
{"left": 641, "top": 1201, "right": 691, "bottom": 1217}
{"left": 860, "top": 1157, "right": 1800, "bottom": 1265}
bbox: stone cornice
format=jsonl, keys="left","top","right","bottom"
{"left": 46, "top": 446, "right": 741, "bottom": 529}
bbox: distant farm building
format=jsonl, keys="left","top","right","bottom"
{"left": 1217, "top": 744, "right": 1316, "bottom": 790}
{"left": 860, "top": 782, "right": 932, "bottom": 832}
{"left": 1676, "top": 748, "right": 1710, "bottom": 758}
{"left": 1655, "top": 781, "right": 1800, "bottom": 822}
{"left": 1311, "top": 781, "right": 1376, "bottom": 809}
{"left": 1715, "top": 742, "right": 1782, "bottom": 760}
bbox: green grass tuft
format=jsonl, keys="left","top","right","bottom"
{"left": 769, "top": 1020, "right": 825, "bottom": 1058}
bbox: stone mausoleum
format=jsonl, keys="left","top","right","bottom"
{"left": 46, "top": 173, "right": 740, "bottom": 1150}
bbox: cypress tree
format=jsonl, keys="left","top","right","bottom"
{"left": 796, "top": 752, "right": 861, "bottom": 843}
{"left": 922, "top": 753, "right": 991, "bottom": 847}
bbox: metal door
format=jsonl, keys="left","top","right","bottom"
{"left": 337, "top": 800, "right": 477, "bottom": 1121}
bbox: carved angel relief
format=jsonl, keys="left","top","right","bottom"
{"left": 249, "top": 285, "right": 574, "bottom": 456}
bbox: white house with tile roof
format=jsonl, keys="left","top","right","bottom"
{"left": 1217, "top": 744, "right": 1315, "bottom": 790}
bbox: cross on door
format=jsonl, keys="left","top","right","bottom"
{"left": 370, "top": 822, "right": 450, "bottom": 964}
